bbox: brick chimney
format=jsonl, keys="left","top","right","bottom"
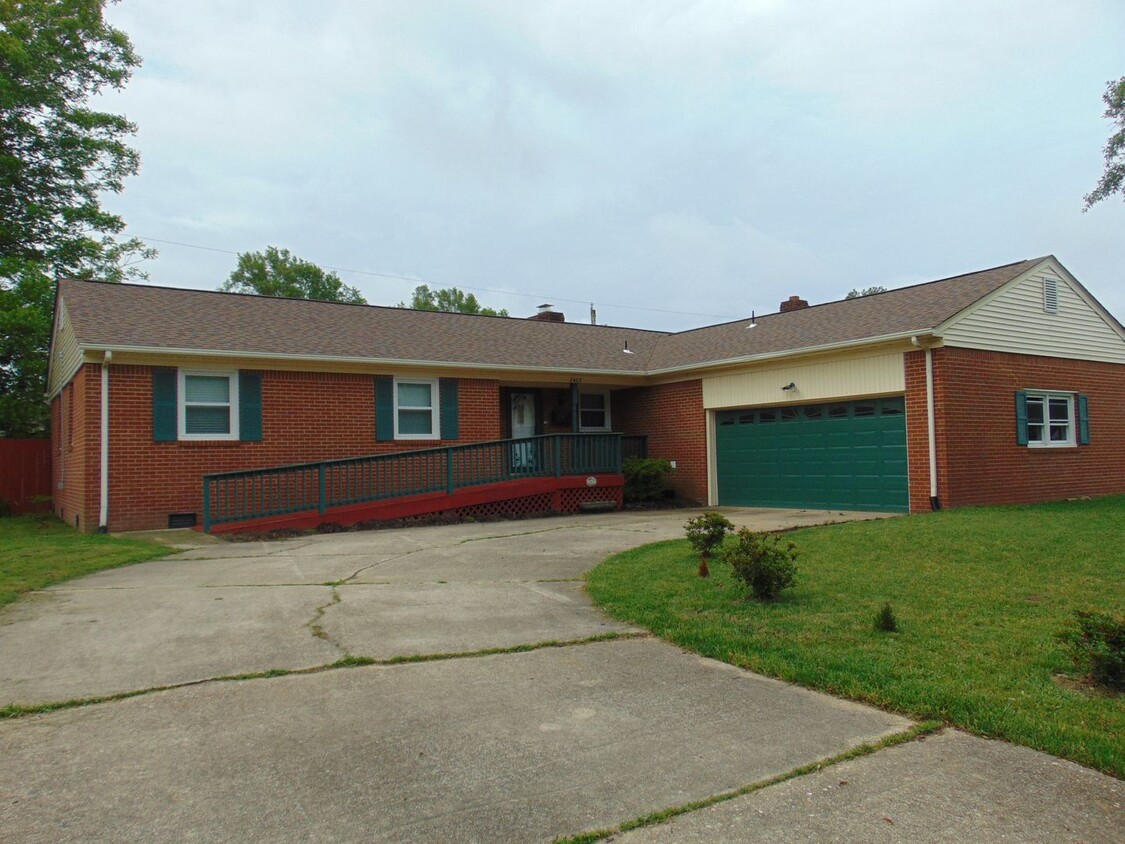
{"left": 528, "top": 303, "right": 565, "bottom": 323}
{"left": 780, "top": 295, "right": 809, "bottom": 313}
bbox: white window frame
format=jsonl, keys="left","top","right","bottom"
{"left": 578, "top": 390, "right": 612, "bottom": 432}
{"left": 1025, "top": 390, "right": 1075, "bottom": 448}
{"left": 393, "top": 377, "right": 440, "bottom": 441}
{"left": 178, "top": 370, "right": 240, "bottom": 441}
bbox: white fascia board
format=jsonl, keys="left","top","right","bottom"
{"left": 643, "top": 330, "right": 929, "bottom": 377}
{"left": 77, "top": 344, "right": 650, "bottom": 380}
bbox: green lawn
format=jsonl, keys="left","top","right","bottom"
{"left": 0, "top": 515, "right": 173, "bottom": 607}
{"left": 587, "top": 496, "right": 1125, "bottom": 777}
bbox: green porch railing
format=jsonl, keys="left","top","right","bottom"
{"left": 202, "top": 433, "right": 623, "bottom": 532}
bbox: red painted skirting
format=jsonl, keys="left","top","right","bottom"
{"left": 209, "top": 473, "right": 624, "bottom": 534}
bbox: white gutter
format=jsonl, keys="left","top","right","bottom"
{"left": 99, "top": 351, "right": 111, "bottom": 532}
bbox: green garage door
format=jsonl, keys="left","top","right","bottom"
{"left": 716, "top": 397, "right": 908, "bottom": 513}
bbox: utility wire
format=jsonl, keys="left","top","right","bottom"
{"left": 135, "top": 234, "right": 731, "bottom": 320}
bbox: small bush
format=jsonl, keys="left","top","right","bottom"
{"left": 722, "top": 528, "right": 797, "bottom": 601}
{"left": 623, "top": 457, "right": 673, "bottom": 503}
{"left": 623, "top": 456, "right": 673, "bottom": 502}
{"left": 1059, "top": 610, "right": 1125, "bottom": 691}
{"left": 684, "top": 512, "right": 734, "bottom": 577}
{"left": 874, "top": 602, "right": 899, "bottom": 632}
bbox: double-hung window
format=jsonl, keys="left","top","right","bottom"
{"left": 395, "top": 378, "right": 439, "bottom": 440}
{"left": 179, "top": 371, "right": 239, "bottom": 440}
{"left": 579, "top": 391, "right": 611, "bottom": 432}
{"left": 1017, "top": 390, "right": 1088, "bottom": 448}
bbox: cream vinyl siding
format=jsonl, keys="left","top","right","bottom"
{"left": 702, "top": 352, "right": 905, "bottom": 409}
{"left": 941, "top": 266, "right": 1125, "bottom": 364}
{"left": 48, "top": 301, "right": 82, "bottom": 396}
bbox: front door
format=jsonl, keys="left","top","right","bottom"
{"left": 510, "top": 392, "right": 537, "bottom": 471}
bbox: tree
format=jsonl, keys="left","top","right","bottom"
{"left": 846, "top": 286, "right": 887, "bottom": 299}
{"left": 398, "top": 284, "right": 508, "bottom": 317}
{"left": 0, "top": 0, "right": 151, "bottom": 437}
{"left": 219, "top": 246, "right": 367, "bottom": 304}
{"left": 1084, "top": 76, "right": 1125, "bottom": 210}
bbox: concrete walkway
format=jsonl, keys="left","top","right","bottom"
{"left": 1, "top": 509, "right": 1121, "bottom": 842}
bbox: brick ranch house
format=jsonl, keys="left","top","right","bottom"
{"left": 47, "top": 256, "right": 1125, "bottom": 533}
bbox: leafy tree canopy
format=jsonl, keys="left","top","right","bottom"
{"left": 0, "top": 0, "right": 151, "bottom": 436}
{"left": 219, "top": 246, "right": 367, "bottom": 304}
{"left": 1084, "top": 76, "right": 1125, "bottom": 210}
{"left": 845, "top": 285, "right": 888, "bottom": 299}
{"left": 399, "top": 284, "right": 509, "bottom": 317}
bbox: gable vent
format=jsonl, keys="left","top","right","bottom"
{"left": 1043, "top": 277, "right": 1059, "bottom": 314}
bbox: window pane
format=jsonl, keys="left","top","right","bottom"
{"left": 804, "top": 407, "right": 822, "bottom": 420}
{"left": 1028, "top": 424, "right": 1044, "bottom": 442}
{"left": 780, "top": 408, "right": 799, "bottom": 422}
{"left": 1049, "top": 425, "right": 1069, "bottom": 442}
{"left": 829, "top": 405, "right": 849, "bottom": 419}
{"left": 397, "top": 382, "right": 432, "bottom": 408}
{"left": 854, "top": 404, "right": 875, "bottom": 417}
{"left": 738, "top": 413, "right": 755, "bottom": 424}
{"left": 398, "top": 408, "right": 433, "bottom": 435}
{"left": 185, "top": 406, "right": 230, "bottom": 435}
{"left": 580, "top": 393, "right": 606, "bottom": 410}
{"left": 1026, "top": 398, "right": 1044, "bottom": 425}
{"left": 759, "top": 410, "right": 776, "bottom": 423}
{"left": 580, "top": 410, "right": 606, "bottom": 428}
{"left": 185, "top": 375, "right": 230, "bottom": 403}
{"left": 1048, "top": 398, "right": 1070, "bottom": 422}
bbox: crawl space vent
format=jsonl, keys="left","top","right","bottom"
{"left": 168, "top": 512, "right": 197, "bottom": 529}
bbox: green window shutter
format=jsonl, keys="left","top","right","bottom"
{"left": 1077, "top": 394, "right": 1090, "bottom": 445}
{"left": 1014, "top": 391, "right": 1028, "bottom": 446}
{"left": 153, "top": 368, "right": 178, "bottom": 442}
{"left": 375, "top": 376, "right": 394, "bottom": 441}
{"left": 239, "top": 372, "right": 263, "bottom": 441}
{"left": 439, "top": 378, "right": 459, "bottom": 440}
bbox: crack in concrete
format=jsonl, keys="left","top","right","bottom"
{"left": 305, "top": 587, "right": 347, "bottom": 655}
{"left": 550, "top": 721, "right": 943, "bottom": 844}
{"left": 1, "top": 632, "right": 647, "bottom": 719}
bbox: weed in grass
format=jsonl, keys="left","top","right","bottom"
{"left": 875, "top": 602, "right": 899, "bottom": 633}
{"left": 1059, "top": 609, "right": 1124, "bottom": 692}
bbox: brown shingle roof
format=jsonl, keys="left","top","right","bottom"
{"left": 58, "top": 258, "right": 1046, "bottom": 374}
{"left": 644, "top": 258, "right": 1044, "bottom": 370}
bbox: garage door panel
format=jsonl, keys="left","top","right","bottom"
{"left": 717, "top": 397, "right": 907, "bottom": 513}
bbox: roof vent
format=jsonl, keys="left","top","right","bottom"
{"left": 1043, "top": 277, "right": 1059, "bottom": 314}
{"left": 780, "top": 295, "right": 809, "bottom": 313}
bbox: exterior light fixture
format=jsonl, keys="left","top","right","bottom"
{"left": 781, "top": 382, "right": 796, "bottom": 391}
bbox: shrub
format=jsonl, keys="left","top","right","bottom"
{"left": 623, "top": 457, "right": 673, "bottom": 503}
{"left": 684, "top": 512, "right": 734, "bottom": 577}
{"left": 722, "top": 528, "right": 798, "bottom": 601}
{"left": 1059, "top": 610, "right": 1125, "bottom": 691}
{"left": 874, "top": 602, "right": 899, "bottom": 632}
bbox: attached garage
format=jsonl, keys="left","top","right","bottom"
{"left": 715, "top": 397, "right": 908, "bottom": 513}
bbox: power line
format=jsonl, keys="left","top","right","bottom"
{"left": 135, "top": 235, "right": 731, "bottom": 320}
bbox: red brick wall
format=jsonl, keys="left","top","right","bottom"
{"left": 613, "top": 380, "right": 707, "bottom": 504}
{"left": 908, "top": 347, "right": 1125, "bottom": 510}
{"left": 52, "top": 363, "right": 100, "bottom": 530}
{"left": 69, "top": 366, "right": 501, "bottom": 532}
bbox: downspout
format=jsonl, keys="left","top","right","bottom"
{"left": 922, "top": 343, "right": 940, "bottom": 511}
{"left": 99, "top": 351, "right": 111, "bottom": 532}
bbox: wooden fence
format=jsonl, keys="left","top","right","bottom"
{"left": 0, "top": 439, "right": 52, "bottom": 515}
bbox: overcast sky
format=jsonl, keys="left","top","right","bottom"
{"left": 101, "top": 0, "right": 1124, "bottom": 332}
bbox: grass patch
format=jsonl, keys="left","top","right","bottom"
{"left": 0, "top": 514, "right": 173, "bottom": 608}
{"left": 587, "top": 497, "right": 1125, "bottom": 777}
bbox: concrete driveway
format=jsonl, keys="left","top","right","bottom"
{"left": 1, "top": 509, "right": 1121, "bottom": 842}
